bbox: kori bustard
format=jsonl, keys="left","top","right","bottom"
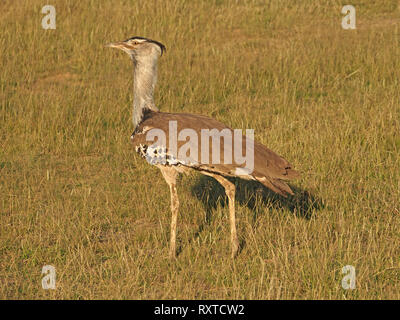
{"left": 107, "top": 36, "right": 299, "bottom": 258}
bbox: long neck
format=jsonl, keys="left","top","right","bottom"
{"left": 132, "top": 58, "right": 159, "bottom": 128}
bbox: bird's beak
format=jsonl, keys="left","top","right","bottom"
{"left": 105, "top": 42, "right": 126, "bottom": 50}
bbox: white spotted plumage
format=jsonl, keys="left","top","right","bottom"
{"left": 135, "top": 143, "right": 181, "bottom": 166}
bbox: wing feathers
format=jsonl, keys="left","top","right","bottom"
{"left": 132, "top": 111, "right": 299, "bottom": 196}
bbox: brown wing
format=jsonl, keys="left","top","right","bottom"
{"left": 132, "top": 111, "right": 299, "bottom": 197}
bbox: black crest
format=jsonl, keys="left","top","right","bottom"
{"left": 125, "top": 36, "right": 166, "bottom": 56}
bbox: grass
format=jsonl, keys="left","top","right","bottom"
{"left": 1, "top": 0, "right": 400, "bottom": 299}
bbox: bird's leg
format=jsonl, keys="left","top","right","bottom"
{"left": 168, "top": 182, "right": 179, "bottom": 258}
{"left": 159, "top": 166, "right": 179, "bottom": 258}
{"left": 202, "top": 172, "right": 239, "bottom": 258}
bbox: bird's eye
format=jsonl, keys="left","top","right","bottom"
{"left": 131, "top": 40, "right": 139, "bottom": 45}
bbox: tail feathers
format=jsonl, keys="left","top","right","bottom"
{"left": 283, "top": 168, "right": 300, "bottom": 180}
{"left": 255, "top": 176, "right": 295, "bottom": 197}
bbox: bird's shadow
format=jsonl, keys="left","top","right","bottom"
{"left": 183, "top": 175, "right": 324, "bottom": 255}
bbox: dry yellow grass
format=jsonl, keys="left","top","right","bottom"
{"left": 0, "top": 0, "right": 399, "bottom": 299}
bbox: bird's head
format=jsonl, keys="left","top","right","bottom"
{"left": 106, "top": 36, "right": 166, "bottom": 62}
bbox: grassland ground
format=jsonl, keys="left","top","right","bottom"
{"left": 0, "top": 0, "right": 399, "bottom": 299}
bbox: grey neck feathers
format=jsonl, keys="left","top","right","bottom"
{"left": 132, "top": 56, "right": 159, "bottom": 129}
